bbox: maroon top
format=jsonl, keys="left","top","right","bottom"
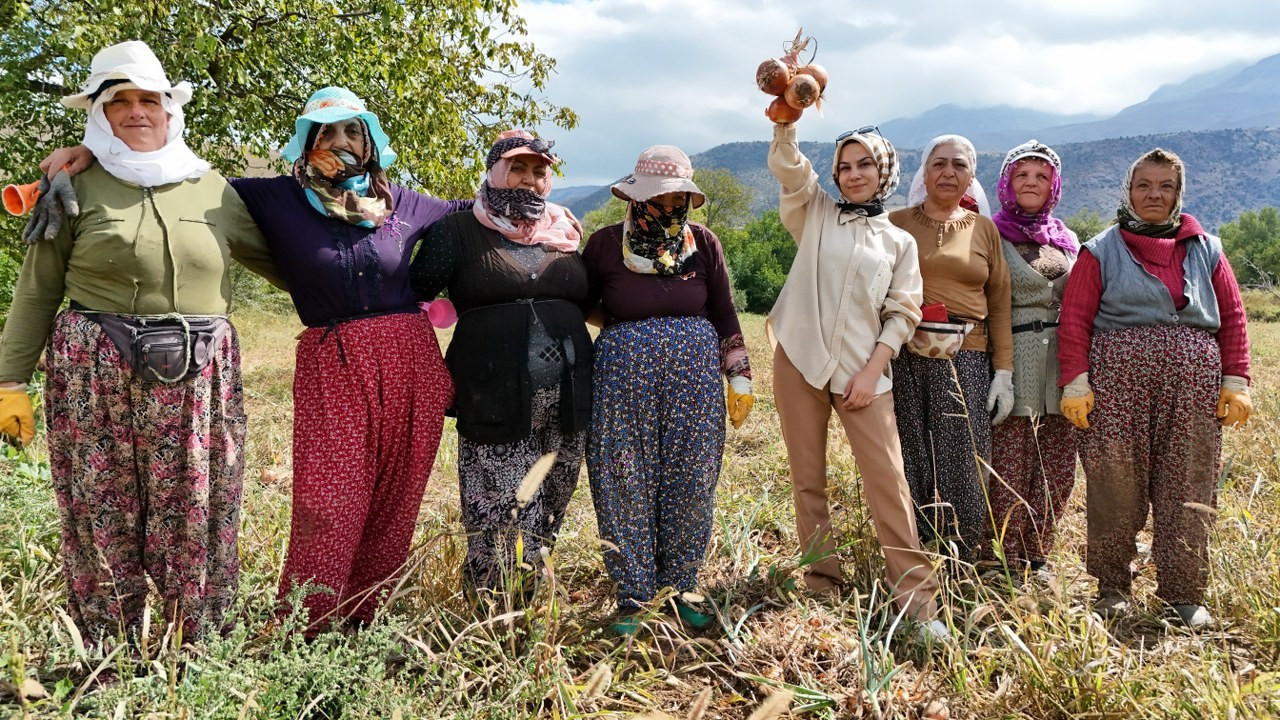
{"left": 1057, "top": 214, "right": 1250, "bottom": 384}
{"left": 580, "top": 223, "right": 742, "bottom": 340}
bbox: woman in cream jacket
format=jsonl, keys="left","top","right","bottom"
{"left": 767, "top": 122, "right": 947, "bottom": 641}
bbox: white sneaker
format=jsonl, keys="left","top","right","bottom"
{"left": 1093, "top": 590, "right": 1130, "bottom": 621}
{"left": 1173, "top": 604, "right": 1213, "bottom": 630}
{"left": 914, "top": 619, "right": 953, "bottom": 644}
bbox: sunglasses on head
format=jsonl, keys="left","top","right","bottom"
{"left": 836, "top": 125, "right": 881, "bottom": 142}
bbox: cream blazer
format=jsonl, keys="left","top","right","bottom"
{"left": 766, "top": 124, "right": 922, "bottom": 395}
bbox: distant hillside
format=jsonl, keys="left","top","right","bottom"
{"left": 548, "top": 185, "right": 604, "bottom": 205}
{"left": 868, "top": 53, "right": 1280, "bottom": 151}
{"left": 569, "top": 128, "right": 1280, "bottom": 231}
{"left": 1038, "top": 54, "right": 1280, "bottom": 144}
{"left": 879, "top": 104, "right": 1102, "bottom": 150}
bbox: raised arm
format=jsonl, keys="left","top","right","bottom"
{"left": 767, "top": 123, "right": 824, "bottom": 243}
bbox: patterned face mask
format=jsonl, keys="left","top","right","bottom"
{"left": 621, "top": 197, "right": 697, "bottom": 276}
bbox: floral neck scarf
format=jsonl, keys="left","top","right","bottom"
{"left": 621, "top": 198, "right": 696, "bottom": 276}
{"left": 293, "top": 122, "right": 393, "bottom": 228}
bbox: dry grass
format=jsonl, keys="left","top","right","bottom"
{"left": 2, "top": 311, "right": 1279, "bottom": 718}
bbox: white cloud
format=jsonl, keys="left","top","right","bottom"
{"left": 518, "top": 0, "right": 1280, "bottom": 186}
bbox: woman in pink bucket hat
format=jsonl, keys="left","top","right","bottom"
{"left": 580, "top": 145, "right": 753, "bottom": 634}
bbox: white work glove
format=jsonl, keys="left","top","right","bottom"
{"left": 986, "top": 369, "right": 1014, "bottom": 426}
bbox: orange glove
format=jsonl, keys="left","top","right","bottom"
{"left": 1060, "top": 373, "right": 1094, "bottom": 430}
{"left": 0, "top": 385, "right": 37, "bottom": 447}
{"left": 727, "top": 376, "right": 754, "bottom": 429}
{"left": 1217, "top": 376, "right": 1252, "bottom": 428}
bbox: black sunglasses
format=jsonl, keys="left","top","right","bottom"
{"left": 836, "top": 125, "right": 881, "bottom": 142}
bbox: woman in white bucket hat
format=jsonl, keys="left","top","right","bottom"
{"left": 580, "top": 145, "right": 753, "bottom": 634}
{"left": 0, "top": 40, "right": 281, "bottom": 644}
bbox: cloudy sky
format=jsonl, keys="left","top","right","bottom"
{"left": 518, "top": 0, "right": 1280, "bottom": 187}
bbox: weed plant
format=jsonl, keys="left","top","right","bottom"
{"left": 2, "top": 312, "right": 1279, "bottom": 718}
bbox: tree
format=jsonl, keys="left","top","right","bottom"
{"left": 1220, "top": 206, "right": 1280, "bottom": 287}
{"left": 581, "top": 197, "right": 627, "bottom": 240}
{"left": 0, "top": 0, "right": 576, "bottom": 198}
{"left": 0, "top": 0, "right": 576, "bottom": 320}
{"left": 1063, "top": 207, "right": 1106, "bottom": 243}
{"left": 720, "top": 211, "right": 796, "bottom": 313}
{"left": 691, "top": 168, "right": 753, "bottom": 236}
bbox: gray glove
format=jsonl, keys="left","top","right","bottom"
{"left": 22, "top": 171, "right": 80, "bottom": 244}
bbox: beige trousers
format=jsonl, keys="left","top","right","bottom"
{"left": 773, "top": 346, "right": 939, "bottom": 619}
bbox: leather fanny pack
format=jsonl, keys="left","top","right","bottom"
{"left": 74, "top": 304, "right": 231, "bottom": 383}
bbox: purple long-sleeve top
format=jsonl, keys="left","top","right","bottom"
{"left": 230, "top": 176, "right": 471, "bottom": 327}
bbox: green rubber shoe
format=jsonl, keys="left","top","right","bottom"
{"left": 674, "top": 593, "right": 715, "bottom": 629}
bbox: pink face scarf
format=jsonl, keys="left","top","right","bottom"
{"left": 472, "top": 131, "right": 580, "bottom": 252}
{"left": 991, "top": 158, "right": 1078, "bottom": 255}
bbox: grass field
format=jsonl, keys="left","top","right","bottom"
{"left": 3, "top": 310, "right": 1279, "bottom": 719}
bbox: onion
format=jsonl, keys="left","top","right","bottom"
{"left": 797, "top": 63, "right": 828, "bottom": 92}
{"left": 784, "top": 74, "right": 821, "bottom": 110}
{"left": 766, "top": 96, "right": 803, "bottom": 124}
{"left": 756, "top": 58, "right": 792, "bottom": 96}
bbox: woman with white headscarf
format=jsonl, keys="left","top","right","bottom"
{"left": 0, "top": 41, "right": 280, "bottom": 643}
{"left": 410, "top": 130, "right": 591, "bottom": 598}
{"left": 888, "top": 134, "right": 1012, "bottom": 564}
{"left": 766, "top": 121, "right": 948, "bottom": 641}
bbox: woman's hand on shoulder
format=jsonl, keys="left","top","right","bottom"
{"left": 41, "top": 146, "right": 94, "bottom": 179}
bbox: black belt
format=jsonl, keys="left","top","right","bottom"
{"left": 1011, "top": 319, "right": 1059, "bottom": 334}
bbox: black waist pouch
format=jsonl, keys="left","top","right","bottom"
{"left": 77, "top": 307, "right": 231, "bottom": 383}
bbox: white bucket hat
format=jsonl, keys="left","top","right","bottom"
{"left": 61, "top": 40, "right": 192, "bottom": 110}
{"left": 611, "top": 145, "right": 705, "bottom": 209}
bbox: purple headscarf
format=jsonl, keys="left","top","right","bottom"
{"left": 991, "top": 139, "right": 1078, "bottom": 256}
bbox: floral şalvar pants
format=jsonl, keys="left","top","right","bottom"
{"left": 46, "top": 310, "right": 246, "bottom": 642}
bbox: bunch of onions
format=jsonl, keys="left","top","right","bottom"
{"left": 757, "top": 28, "right": 827, "bottom": 123}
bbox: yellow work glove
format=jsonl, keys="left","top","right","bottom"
{"left": 1217, "top": 375, "right": 1252, "bottom": 428}
{"left": 0, "top": 385, "right": 37, "bottom": 447}
{"left": 727, "top": 376, "right": 754, "bottom": 429}
{"left": 1059, "top": 372, "right": 1094, "bottom": 430}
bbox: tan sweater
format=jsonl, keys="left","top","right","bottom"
{"left": 766, "top": 123, "right": 922, "bottom": 395}
{"left": 888, "top": 205, "right": 1013, "bottom": 370}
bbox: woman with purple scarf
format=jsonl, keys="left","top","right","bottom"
{"left": 983, "top": 140, "right": 1079, "bottom": 581}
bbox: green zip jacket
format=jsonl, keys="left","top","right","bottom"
{"left": 0, "top": 164, "right": 282, "bottom": 383}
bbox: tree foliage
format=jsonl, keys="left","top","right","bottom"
{"left": 1063, "top": 207, "right": 1106, "bottom": 243}
{"left": 692, "top": 168, "right": 753, "bottom": 236}
{"left": 0, "top": 0, "right": 576, "bottom": 198}
{"left": 1220, "top": 206, "right": 1280, "bottom": 287}
{"left": 581, "top": 197, "right": 627, "bottom": 239}
{"left": 720, "top": 211, "right": 796, "bottom": 314}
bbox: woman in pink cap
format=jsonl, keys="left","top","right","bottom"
{"left": 410, "top": 130, "right": 592, "bottom": 600}
{"left": 580, "top": 145, "right": 753, "bottom": 634}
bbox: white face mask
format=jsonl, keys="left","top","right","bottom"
{"left": 81, "top": 82, "right": 210, "bottom": 187}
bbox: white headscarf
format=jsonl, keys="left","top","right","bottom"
{"left": 81, "top": 82, "right": 210, "bottom": 187}
{"left": 906, "top": 134, "right": 991, "bottom": 216}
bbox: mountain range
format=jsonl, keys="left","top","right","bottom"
{"left": 553, "top": 52, "right": 1280, "bottom": 231}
